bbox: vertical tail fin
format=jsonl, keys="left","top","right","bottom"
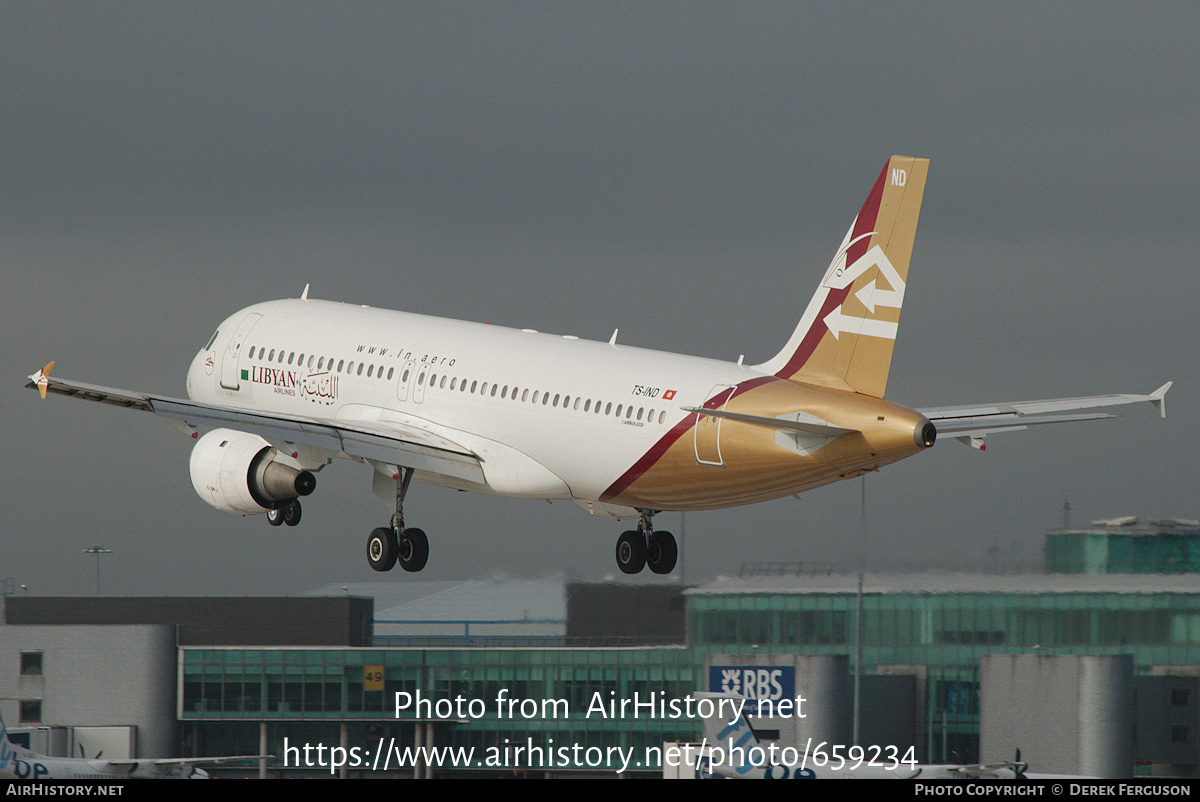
{"left": 693, "top": 691, "right": 765, "bottom": 778}
{"left": 1, "top": 708, "right": 17, "bottom": 775}
{"left": 755, "top": 156, "right": 929, "bottom": 398}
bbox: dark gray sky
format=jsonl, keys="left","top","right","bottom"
{"left": 3, "top": 3, "right": 1195, "bottom": 595}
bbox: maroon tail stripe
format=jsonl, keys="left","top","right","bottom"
{"left": 600, "top": 375, "right": 776, "bottom": 502}
{"left": 775, "top": 158, "right": 891, "bottom": 380}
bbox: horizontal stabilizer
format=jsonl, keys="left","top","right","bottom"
{"left": 919, "top": 383, "right": 1171, "bottom": 448}
{"left": 680, "top": 405, "right": 856, "bottom": 437}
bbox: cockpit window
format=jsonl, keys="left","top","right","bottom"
{"left": 204, "top": 330, "right": 220, "bottom": 351}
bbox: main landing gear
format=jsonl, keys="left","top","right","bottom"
{"left": 266, "top": 499, "right": 302, "bottom": 527}
{"left": 615, "top": 511, "right": 677, "bottom": 575}
{"left": 367, "top": 526, "right": 428, "bottom": 573}
{"left": 367, "top": 467, "right": 429, "bottom": 573}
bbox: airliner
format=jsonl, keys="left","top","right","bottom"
{"left": 0, "top": 710, "right": 262, "bottom": 779}
{"left": 689, "top": 692, "right": 1085, "bottom": 780}
{"left": 26, "top": 156, "right": 1170, "bottom": 575}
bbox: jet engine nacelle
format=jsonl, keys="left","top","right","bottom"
{"left": 189, "top": 428, "right": 315, "bottom": 515}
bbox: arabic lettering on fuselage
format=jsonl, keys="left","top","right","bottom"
{"left": 248, "top": 366, "right": 337, "bottom": 405}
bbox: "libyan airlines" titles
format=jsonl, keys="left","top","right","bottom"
{"left": 244, "top": 366, "right": 338, "bottom": 404}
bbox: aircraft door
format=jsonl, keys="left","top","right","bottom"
{"left": 694, "top": 384, "right": 735, "bottom": 466}
{"left": 396, "top": 360, "right": 415, "bottom": 402}
{"left": 413, "top": 364, "right": 429, "bottom": 403}
{"left": 219, "top": 313, "right": 262, "bottom": 390}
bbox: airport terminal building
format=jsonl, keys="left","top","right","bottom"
{"left": 3, "top": 532, "right": 1200, "bottom": 778}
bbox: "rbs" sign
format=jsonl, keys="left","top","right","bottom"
{"left": 709, "top": 665, "right": 795, "bottom": 704}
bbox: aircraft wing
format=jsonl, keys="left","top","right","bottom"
{"left": 106, "top": 754, "right": 270, "bottom": 768}
{"left": 25, "top": 365, "right": 485, "bottom": 484}
{"left": 918, "top": 382, "right": 1171, "bottom": 450}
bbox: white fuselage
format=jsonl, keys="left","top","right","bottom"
{"left": 186, "top": 299, "right": 755, "bottom": 506}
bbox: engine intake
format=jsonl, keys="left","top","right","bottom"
{"left": 189, "top": 428, "right": 316, "bottom": 515}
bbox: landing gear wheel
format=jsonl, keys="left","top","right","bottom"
{"left": 397, "top": 528, "right": 428, "bottom": 573}
{"left": 646, "top": 530, "right": 677, "bottom": 574}
{"left": 282, "top": 500, "right": 302, "bottom": 527}
{"left": 367, "top": 527, "right": 398, "bottom": 572}
{"left": 266, "top": 508, "right": 286, "bottom": 527}
{"left": 616, "top": 530, "right": 646, "bottom": 574}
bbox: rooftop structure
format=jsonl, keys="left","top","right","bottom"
{"left": 1045, "top": 517, "right": 1200, "bottom": 574}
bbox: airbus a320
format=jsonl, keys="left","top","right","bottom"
{"left": 26, "top": 156, "right": 1170, "bottom": 575}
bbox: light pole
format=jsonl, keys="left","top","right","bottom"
{"left": 83, "top": 545, "right": 112, "bottom": 594}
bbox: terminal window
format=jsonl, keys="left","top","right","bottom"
{"left": 19, "top": 699, "right": 41, "bottom": 724}
{"left": 19, "top": 652, "right": 42, "bottom": 676}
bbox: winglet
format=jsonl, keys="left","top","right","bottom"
{"left": 301, "top": 283, "right": 310, "bottom": 301}
{"left": 29, "top": 361, "right": 55, "bottom": 399}
{"left": 1150, "top": 382, "right": 1172, "bottom": 419}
